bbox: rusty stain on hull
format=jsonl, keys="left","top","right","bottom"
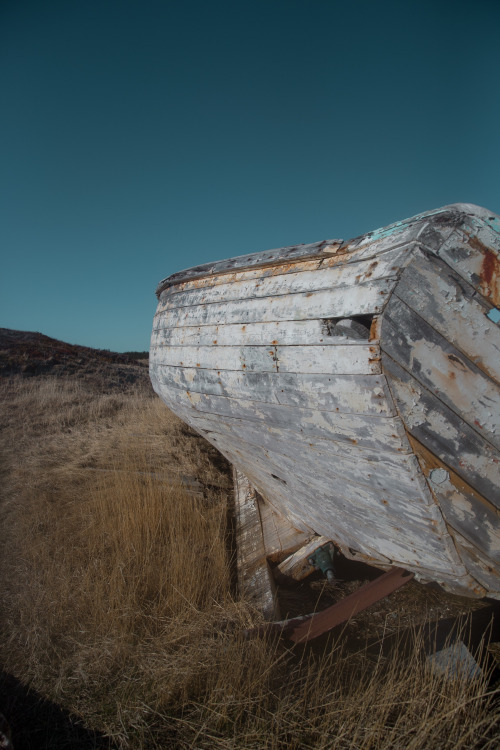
{"left": 480, "top": 246, "right": 500, "bottom": 305}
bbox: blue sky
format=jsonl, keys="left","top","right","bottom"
{"left": 1, "top": 0, "right": 499, "bottom": 351}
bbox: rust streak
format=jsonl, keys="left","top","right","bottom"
{"left": 476, "top": 243, "right": 499, "bottom": 305}
{"left": 369, "top": 316, "right": 381, "bottom": 342}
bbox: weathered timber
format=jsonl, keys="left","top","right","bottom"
{"left": 151, "top": 319, "right": 377, "bottom": 348}
{"left": 382, "top": 296, "right": 500, "bottom": 448}
{"left": 233, "top": 468, "right": 280, "bottom": 619}
{"left": 408, "top": 436, "right": 500, "bottom": 565}
{"left": 151, "top": 344, "right": 278, "bottom": 372}
{"left": 258, "top": 496, "right": 312, "bottom": 562}
{"left": 249, "top": 568, "right": 417, "bottom": 642}
{"left": 156, "top": 245, "right": 409, "bottom": 312}
{"left": 275, "top": 344, "right": 380, "bottom": 374}
{"left": 278, "top": 536, "right": 332, "bottom": 580}
{"left": 157, "top": 239, "right": 343, "bottom": 294}
{"left": 164, "top": 410, "right": 467, "bottom": 578}
{"left": 161, "top": 240, "right": 417, "bottom": 297}
{"left": 151, "top": 203, "right": 500, "bottom": 600}
{"left": 185, "top": 412, "right": 419, "bottom": 502}
{"left": 150, "top": 365, "right": 396, "bottom": 416}
{"left": 167, "top": 406, "right": 422, "bottom": 473}
{"left": 154, "top": 277, "right": 396, "bottom": 328}
{"left": 449, "top": 532, "right": 499, "bottom": 598}
{"left": 395, "top": 252, "right": 500, "bottom": 385}
{"left": 150, "top": 343, "right": 379, "bottom": 375}
{"left": 166, "top": 390, "right": 410, "bottom": 453}
{"left": 187, "top": 412, "right": 480, "bottom": 587}
{"left": 179, "top": 413, "right": 437, "bottom": 530}
{"left": 382, "top": 354, "right": 499, "bottom": 506}
{"left": 154, "top": 402, "right": 421, "bottom": 496}
{"left": 437, "top": 215, "right": 500, "bottom": 306}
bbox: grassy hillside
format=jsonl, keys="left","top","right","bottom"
{"left": 0, "top": 332, "right": 499, "bottom": 748}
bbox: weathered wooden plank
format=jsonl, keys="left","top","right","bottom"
{"left": 344, "top": 223, "right": 423, "bottom": 255}
{"left": 382, "top": 296, "right": 500, "bottom": 449}
{"left": 169, "top": 255, "right": 330, "bottom": 295}
{"left": 449, "top": 531, "right": 500, "bottom": 597}
{"left": 437, "top": 215, "right": 500, "bottom": 306}
{"left": 169, "top": 411, "right": 407, "bottom": 554}
{"left": 150, "top": 343, "right": 379, "bottom": 375}
{"left": 157, "top": 246, "right": 409, "bottom": 313}
{"left": 150, "top": 344, "right": 278, "bottom": 372}
{"left": 241, "top": 437, "right": 433, "bottom": 513}
{"left": 256, "top": 495, "right": 311, "bottom": 562}
{"left": 382, "top": 354, "right": 500, "bottom": 505}
{"left": 165, "top": 388, "right": 410, "bottom": 453}
{"left": 287, "top": 568, "right": 416, "bottom": 644}
{"left": 278, "top": 536, "right": 331, "bottom": 580}
{"left": 168, "top": 402, "right": 428, "bottom": 505}
{"left": 154, "top": 277, "right": 396, "bottom": 328}
{"left": 232, "top": 460, "right": 317, "bottom": 534}
{"left": 170, "top": 409, "right": 469, "bottom": 582}
{"left": 226, "top": 438, "right": 439, "bottom": 534}
{"left": 230, "top": 441, "right": 426, "bottom": 520}
{"left": 150, "top": 318, "right": 376, "bottom": 347}
{"left": 231, "top": 457, "right": 383, "bottom": 558}
{"left": 351, "top": 206, "right": 498, "bottom": 267}
{"left": 432, "top": 477, "right": 500, "bottom": 565}
{"left": 150, "top": 364, "right": 396, "bottom": 416}
{"left": 166, "top": 401, "right": 420, "bottom": 479}
{"left": 235, "top": 469, "right": 310, "bottom": 565}
{"left": 233, "top": 468, "right": 280, "bottom": 618}
{"left": 166, "top": 241, "right": 417, "bottom": 297}
{"left": 276, "top": 344, "right": 379, "bottom": 374}
{"left": 413, "top": 214, "right": 459, "bottom": 252}
{"left": 156, "top": 225, "right": 423, "bottom": 299}
{"left": 408, "top": 436, "right": 500, "bottom": 565}
{"left": 395, "top": 252, "right": 500, "bottom": 385}
{"left": 157, "top": 238, "right": 344, "bottom": 295}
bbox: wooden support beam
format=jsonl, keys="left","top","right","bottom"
{"left": 277, "top": 536, "right": 332, "bottom": 580}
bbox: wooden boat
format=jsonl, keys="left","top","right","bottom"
{"left": 150, "top": 203, "right": 500, "bottom": 602}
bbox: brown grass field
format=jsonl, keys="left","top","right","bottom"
{"left": 1, "top": 333, "right": 499, "bottom": 748}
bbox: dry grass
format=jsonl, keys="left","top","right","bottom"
{"left": 1, "top": 373, "right": 499, "bottom": 749}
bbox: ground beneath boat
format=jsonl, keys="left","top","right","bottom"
{"left": 272, "top": 552, "right": 500, "bottom": 661}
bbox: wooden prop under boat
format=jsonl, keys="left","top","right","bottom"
{"left": 150, "top": 203, "right": 500, "bottom": 603}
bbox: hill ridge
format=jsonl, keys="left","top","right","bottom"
{"left": 0, "top": 327, "right": 149, "bottom": 387}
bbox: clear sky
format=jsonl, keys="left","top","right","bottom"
{"left": 1, "top": 0, "right": 499, "bottom": 351}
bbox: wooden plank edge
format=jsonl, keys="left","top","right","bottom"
{"left": 233, "top": 467, "right": 280, "bottom": 620}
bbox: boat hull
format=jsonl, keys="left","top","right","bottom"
{"left": 151, "top": 204, "right": 500, "bottom": 598}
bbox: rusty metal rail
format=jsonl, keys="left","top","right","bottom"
{"left": 246, "top": 567, "right": 414, "bottom": 643}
